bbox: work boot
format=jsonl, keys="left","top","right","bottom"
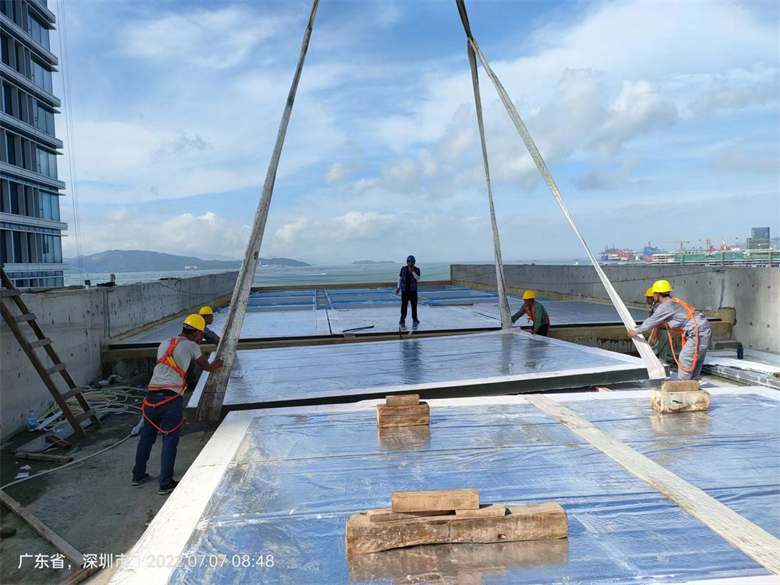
{"left": 399, "top": 320, "right": 406, "bottom": 326}
{"left": 159, "top": 480, "right": 178, "bottom": 495}
{"left": 413, "top": 319, "right": 420, "bottom": 326}
{"left": 131, "top": 473, "right": 150, "bottom": 487}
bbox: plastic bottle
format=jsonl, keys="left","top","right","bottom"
{"left": 26, "top": 409, "right": 38, "bottom": 431}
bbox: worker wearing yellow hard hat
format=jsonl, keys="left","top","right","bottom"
{"left": 511, "top": 290, "right": 550, "bottom": 336}
{"left": 628, "top": 280, "right": 712, "bottom": 380}
{"left": 132, "top": 313, "right": 225, "bottom": 495}
{"left": 197, "top": 306, "right": 220, "bottom": 344}
{"left": 643, "top": 286, "right": 669, "bottom": 362}
{"left": 186, "top": 307, "right": 222, "bottom": 392}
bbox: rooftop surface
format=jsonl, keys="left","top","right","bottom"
{"left": 111, "top": 286, "right": 649, "bottom": 347}
{"left": 111, "top": 387, "right": 780, "bottom": 585}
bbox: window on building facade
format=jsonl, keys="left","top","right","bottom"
{"left": 35, "top": 102, "right": 55, "bottom": 134}
{"left": 16, "top": 43, "right": 27, "bottom": 76}
{"left": 0, "top": 230, "right": 7, "bottom": 263}
{"left": 2, "top": 82, "right": 11, "bottom": 114}
{"left": 0, "top": 1, "right": 14, "bottom": 20}
{"left": 32, "top": 60, "right": 53, "bottom": 93}
{"left": 12, "top": 229, "right": 22, "bottom": 262}
{"left": 37, "top": 146, "right": 57, "bottom": 178}
{"left": 9, "top": 182, "right": 22, "bottom": 214}
{"left": 6, "top": 132, "right": 16, "bottom": 165}
{"left": 1, "top": 34, "right": 10, "bottom": 66}
{"left": 41, "top": 191, "right": 59, "bottom": 220}
{"left": 28, "top": 14, "right": 50, "bottom": 50}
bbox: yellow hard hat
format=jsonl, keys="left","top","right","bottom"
{"left": 652, "top": 279, "right": 672, "bottom": 294}
{"left": 199, "top": 306, "right": 214, "bottom": 316}
{"left": 183, "top": 314, "right": 205, "bottom": 331}
{"left": 522, "top": 290, "right": 536, "bottom": 300}
{"left": 645, "top": 287, "right": 654, "bottom": 297}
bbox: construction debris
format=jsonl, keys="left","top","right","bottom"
{"left": 391, "top": 488, "right": 479, "bottom": 513}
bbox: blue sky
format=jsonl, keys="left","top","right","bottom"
{"left": 53, "top": 0, "right": 779, "bottom": 263}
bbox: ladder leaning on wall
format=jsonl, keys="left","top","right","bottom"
{"left": 0, "top": 265, "right": 99, "bottom": 438}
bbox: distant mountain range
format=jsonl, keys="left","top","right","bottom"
{"left": 352, "top": 260, "right": 395, "bottom": 264}
{"left": 66, "top": 250, "right": 310, "bottom": 272}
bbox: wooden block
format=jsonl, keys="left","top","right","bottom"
{"left": 455, "top": 504, "right": 507, "bottom": 517}
{"left": 652, "top": 389, "right": 710, "bottom": 413}
{"left": 661, "top": 380, "right": 700, "bottom": 393}
{"left": 385, "top": 394, "right": 420, "bottom": 406}
{"left": 377, "top": 403, "right": 429, "bottom": 428}
{"left": 391, "top": 489, "right": 479, "bottom": 513}
{"left": 367, "top": 508, "right": 444, "bottom": 523}
{"left": 14, "top": 451, "right": 73, "bottom": 463}
{"left": 346, "top": 501, "right": 568, "bottom": 555}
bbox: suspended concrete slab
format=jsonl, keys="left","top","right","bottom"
{"left": 186, "top": 330, "right": 650, "bottom": 414}
{"left": 112, "top": 386, "right": 780, "bottom": 585}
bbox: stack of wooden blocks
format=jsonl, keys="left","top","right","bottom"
{"left": 345, "top": 489, "right": 568, "bottom": 555}
{"left": 376, "top": 394, "right": 430, "bottom": 428}
{"left": 651, "top": 380, "right": 710, "bottom": 413}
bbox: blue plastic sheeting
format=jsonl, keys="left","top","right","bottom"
{"left": 170, "top": 393, "right": 778, "bottom": 584}
{"left": 186, "top": 331, "right": 647, "bottom": 411}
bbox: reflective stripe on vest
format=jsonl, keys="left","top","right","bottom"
{"left": 525, "top": 301, "right": 549, "bottom": 326}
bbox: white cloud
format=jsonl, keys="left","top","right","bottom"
{"left": 121, "top": 7, "right": 292, "bottom": 69}
{"left": 62, "top": 211, "right": 251, "bottom": 258}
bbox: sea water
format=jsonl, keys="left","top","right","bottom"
{"left": 63, "top": 260, "right": 588, "bottom": 288}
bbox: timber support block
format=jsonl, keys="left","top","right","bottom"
{"left": 377, "top": 395, "right": 430, "bottom": 428}
{"left": 346, "top": 500, "right": 568, "bottom": 555}
{"left": 661, "top": 380, "right": 700, "bottom": 393}
{"left": 652, "top": 388, "right": 710, "bottom": 413}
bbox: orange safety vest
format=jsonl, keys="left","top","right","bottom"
{"left": 663, "top": 297, "right": 701, "bottom": 374}
{"left": 142, "top": 337, "right": 188, "bottom": 434}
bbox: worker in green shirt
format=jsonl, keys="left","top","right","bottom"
{"left": 511, "top": 290, "right": 550, "bottom": 336}
{"left": 644, "top": 287, "right": 670, "bottom": 362}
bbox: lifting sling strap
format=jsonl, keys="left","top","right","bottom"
{"left": 142, "top": 337, "right": 188, "bottom": 434}
{"left": 663, "top": 298, "right": 701, "bottom": 374}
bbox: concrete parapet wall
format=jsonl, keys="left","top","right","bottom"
{"left": 1, "top": 271, "right": 237, "bottom": 440}
{"left": 453, "top": 264, "right": 779, "bottom": 353}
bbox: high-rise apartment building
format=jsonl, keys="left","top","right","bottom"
{"left": 0, "top": 0, "right": 66, "bottom": 287}
{"left": 747, "top": 227, "right": 770, "bottom": 251}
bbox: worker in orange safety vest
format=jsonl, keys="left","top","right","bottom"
{"left": 629, "top": 280, "right": 711, "bottom": 380}
{"left": 131, "top": 314, "right": 224, "bottom": 494}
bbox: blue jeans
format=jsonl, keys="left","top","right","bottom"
{"left": 133, "top": 392, "right": 183, "bottom": 487}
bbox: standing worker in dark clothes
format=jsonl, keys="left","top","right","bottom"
{"left": 511, "top": 290, "right": 550, "bottom": 335}
{"left": 396, "top": 255, "right": 421, "bottom": 326}
{"left": 132, "top": 314, "right": 224, "bottom": 494}
{"left": 185, "top": 306, "right": 221, "bottom": 390}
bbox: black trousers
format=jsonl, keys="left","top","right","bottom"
{"left": 400, "top": 291, "right": 418, "bottom": 321}
{"left": 535, "top": 323, "right": 549, "bottom": 337}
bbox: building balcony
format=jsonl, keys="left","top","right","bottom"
{"left": 0, "top": 212, "right": 67, "bottom": 231}
{"left": 0, "top": 161, "right": 65, "bottom": 190}
{"left": 28, "top": 0, "right": 56, "bottom": 25}
{"left": 3, "top": 261, "right": 68, "bottom": 273}
{"left": 0, "top": 112, "right": 63, "bottom": 149}
{"left": 0, "top": 65, "right": 60, "bottom": 108}
{"left": 0, "top": 14, "right": 59, "bottom": 67}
